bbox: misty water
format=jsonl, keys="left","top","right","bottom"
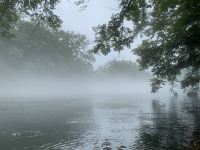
{"left": 0, "top": 79, "right": 199, "bottom": 150}
{"left": 1, "top": 1, "right": 199, "bottom": 149}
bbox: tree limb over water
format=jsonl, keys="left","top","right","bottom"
{"left": 0, "top": 0, "right": 87, "bottom": 36}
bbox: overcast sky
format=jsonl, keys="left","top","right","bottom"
{"left": 56, "top": 0, "right": 141, "bottom": 69}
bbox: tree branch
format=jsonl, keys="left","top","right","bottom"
{"left": 33, "top": 0, "right": 47, "bottom": 32}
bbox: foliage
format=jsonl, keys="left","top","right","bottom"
{"left": 93, "top": 0, "right": 200, "bottom": 94}
{"left": 0, "top": 21, "right": 94, "bottom": 76}
{"left": 0, "top": 0, "right": 87, "bottom": 36}
{"left": 97, "top": 60, "right": 150, "bottom": 79}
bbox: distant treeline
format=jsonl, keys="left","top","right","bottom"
{"left": 96, "top": 60, "right": 150, "bottom": 79}
{"left": 0, "top": 21, "right": 94, "bottom": 77}
{"left": 0, "top": 21, "right": 149, "bottom": 79}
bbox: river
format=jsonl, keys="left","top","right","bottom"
{"left": 0, "top": 94, "right": 199, "bottom": 150}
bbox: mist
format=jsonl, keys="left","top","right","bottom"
{"left": 0, "top": 22, "right": 184, "bottom": 150}
{"left": 0, "top": 0, "right": 199, "bottom": 149}
{"left": 0, "top": 76, "right": 152, "bottom": 98}
{"left": 0, "top": 24, "right": 153, "bottom": 98}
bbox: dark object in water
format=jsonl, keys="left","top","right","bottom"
{"left": 117, "top": 145, "right": 127, "bottom": 149}
{"left": 103, "top": 147, "right": 112, "bottom": 150}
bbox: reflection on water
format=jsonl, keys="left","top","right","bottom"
{"left": 0, "top": 96, "right": 199, "bottom": 150}
{"left": 134, "top": 97, "right": 200, "bottom": 150}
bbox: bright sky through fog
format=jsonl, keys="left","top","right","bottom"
{"left": 55, "top": 0, "right": 140, "bottom": 69}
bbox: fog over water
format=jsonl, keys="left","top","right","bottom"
{"left": 0, "top": 77, "right": 152, "bottom": 98}
{"left": 0, "top": 79, "right": 196, "bottom": 150}
{"left": 0, "top": 22, "right": 193, "bottom": 149}
{"left": 0, "top": 56, "right": 181, "bottom": 150}
{"left": 0, "top": 60, "right": 197, "bottom": 150}
{"left": 0, "top": 1, "right": 199, "bottom": 149}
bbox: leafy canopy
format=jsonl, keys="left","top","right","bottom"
{"left": 93, "top": 0, "right": 200, "bottom": 94}
{"left": 0, "top": 0, "right": 87, "bottom": 36}
{"left": 0, "top": 21, "right": 94, "bottom": 76}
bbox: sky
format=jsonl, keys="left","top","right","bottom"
{"left": 55, "top": 0, "right": 141, "bottom": 69}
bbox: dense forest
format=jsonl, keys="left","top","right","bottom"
{"left": 0, "top": 21, "right": 94, "bottom": 77}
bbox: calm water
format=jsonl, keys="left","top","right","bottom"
{"left": 0, "top": 95, "right": 199, "bottom": 150}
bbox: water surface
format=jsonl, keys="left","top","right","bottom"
{"left": 0, "top": 95, "right": 199, "bottom": 150}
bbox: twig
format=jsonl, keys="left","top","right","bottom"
{"left": 33, "top": 0, "right": 47, "bottom": 33}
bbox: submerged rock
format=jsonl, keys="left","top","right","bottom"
{"left": 117, "top": 145, "right": 127, "bottom": 150}
{"left": 103, "top": 147, "right": 112, "bottom": 150}
{"left": 101, "top": 141, "right": 111, "bottom": 147}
